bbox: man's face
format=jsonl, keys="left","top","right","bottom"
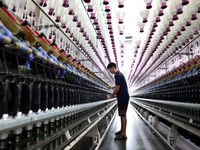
{"left": 108, "top": 66, "right": 116, "bottom": 74}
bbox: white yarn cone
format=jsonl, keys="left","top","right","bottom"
{"left": 139, "top": 9, "right": 149, "bottom": 23}
{"left": 116, "top": 9, "right": 125, "bottom": 24}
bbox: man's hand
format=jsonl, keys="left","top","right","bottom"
{"left": 107, "top": 95, "right": 112, "bottom": 99}
{"left": 107, "top": 85, "right": 120, "bottom": 99}
{"left": 107, "top": 86, "right": 113, "bottom": 89}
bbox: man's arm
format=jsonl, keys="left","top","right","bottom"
{"left": 107, "top": 85, "right": 120, "bottom": 99}
{"left": 107, "top": 85, "right": 116, "bottom": 89}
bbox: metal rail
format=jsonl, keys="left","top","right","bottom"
{"left": 130, "top": 104, "right": 175, "bottom": 150}
{"left": 94, "top": 109, "right": 117, "bottom": 150}
{"left": 131, "top": 99, "right": 200, "bottom": 138}
{"left": 133, "top": 97, "right": 200, "bottom": 109}
{"left": 0, "top": 99, "right": 116, "bottom": 133}
{"left": 63, "top": 101, "right": 117, "bottom": 150}
{"left": 29, "top": 101, "right": 117, "bottom": 150}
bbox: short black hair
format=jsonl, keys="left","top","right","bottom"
{"left": 107, "top": 62, "right": 116, "bottom": 69}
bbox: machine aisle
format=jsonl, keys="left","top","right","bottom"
{"left": 100, "top": 103, "right": 170, "bottom": 150}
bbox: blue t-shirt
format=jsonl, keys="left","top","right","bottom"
{"left": 115, "top": 71, "right": 129, "bottom": 101}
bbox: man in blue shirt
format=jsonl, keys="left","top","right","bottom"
{"left": 107, "top": 62, "right": 129, "bottom": 140}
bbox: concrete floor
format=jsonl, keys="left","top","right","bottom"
{"left": 100, "top": 103, "right": 170, "bottom": 150}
